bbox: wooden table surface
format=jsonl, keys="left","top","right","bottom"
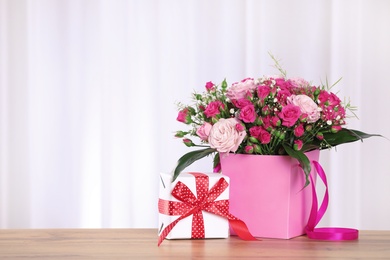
{"left": 0, "top": 229, "right": 389, "bottom": 259}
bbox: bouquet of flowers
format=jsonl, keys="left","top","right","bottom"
{"left": 173, "top": 56, "right": 379, "bottom": 185}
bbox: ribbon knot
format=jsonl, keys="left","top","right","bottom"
{"left": 158, "top": 172, "right": 257, "bottom": 246}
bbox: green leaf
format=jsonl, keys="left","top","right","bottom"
{"left": 283, "top": 144, "right": 311, "bottom": 187}
{"left": 172, "top": 148, "right": 216, "bottom": 182}
{"left": 322, "top": 129, "right": 383, "bottom": 147}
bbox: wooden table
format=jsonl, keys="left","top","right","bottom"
{"left": 0, "top": 229, "right": 389, "bottom": 259}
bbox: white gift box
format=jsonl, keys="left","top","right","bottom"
{"left": 158, "top": 172, "right": 230, "bottom": 239}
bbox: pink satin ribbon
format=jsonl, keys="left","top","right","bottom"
{"left": 306, "top": 161, "right": 359, "bottom": 241}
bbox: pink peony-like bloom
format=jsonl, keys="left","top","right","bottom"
{"left": 288, "top": 94, "right": 320, "bottom": 123}
{"left": 226, "top": 78, "right": 257, "bottom": 100}
{"left": 279, "top": 104, "right": 301, "bottom": 127}
{"left": 239, "top": 104, "right": 256, "bottom": 123}
{"left": 204, "top": 101, "right": 224, "bottom": 118}
{"left": 196, "top": 122, "right": 212, "bottom": 141}
{"left": 208, "top": 118, "right": 246, "bottom": 153}
{"left": 290, "top": 78, "right": 310, "bottom": 88}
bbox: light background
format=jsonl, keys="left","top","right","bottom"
{"left": 1, "top": 0, "right": 389, "bottom": 230}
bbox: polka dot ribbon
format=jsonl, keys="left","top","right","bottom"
{"left": 305, "top": 161, "right": 359, "bottom": 241}
{"left": 158, "top": 172, "right": 257, "bottom": 246}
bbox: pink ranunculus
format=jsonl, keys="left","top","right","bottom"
{"left": 208, "top": 118, "right": 246, "bottom": 153}
{"left": 238, "top": 104, "right": 256, "bottom": 123}
{"left": 204, "top": 101, "right": 223, "bottom": 118}
{"left": 279, "top": 104, "right": 301, "bottom": 127}
{"left": 288, "top": 94, "right": 320, "bottom": 123}
{"left": 226, "top": 78, "right": 257, "bottom": 100}
{"left": 196, "top": 122, "right": 212, "bottom": 141}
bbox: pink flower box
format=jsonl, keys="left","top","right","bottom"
{"left": 220, "top": 149, "right": 320, "bottom": 239}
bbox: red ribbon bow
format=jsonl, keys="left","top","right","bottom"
{"left": 158, "top": 172, "right": 257, "bottom": 246}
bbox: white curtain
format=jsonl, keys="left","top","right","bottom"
{"left": 1, "top": 0, "right": 389, "bottom": 229}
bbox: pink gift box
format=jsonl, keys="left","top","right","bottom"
{"left": 158, "top": 172, "right": 230, "bottom": 239}
{"left": 220, "top": 149, "right": 319, "bottom": 239}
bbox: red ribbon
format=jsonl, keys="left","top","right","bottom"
{"left": 158, "top": 172, "right": 257, "bottom": 246}
{"left": 306, "top": 161, "right": 359, "bottom": 240}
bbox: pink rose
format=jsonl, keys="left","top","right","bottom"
{"left": 249, "top": 126, "right": 262, "bottom": 138}
{"left": 275, "top": 78, "right": 293, "bottom": 90}
{"left": 288, "top": 94, "right": 320, "bottom": 123}
{"left": 204, "top": 101, "right": 223, "bottom": 118}
{"left": 226, "top": 78, "right": 257, "bottom": 100}
{"left": 258, "top": 129, "right": 271, "bottom": 144}
{"left": 213, "top": 162, "right": 221, "bottom": 173}
{"left": 232, "top": 98, "right": 252, "bottom": 109}
{"left": 208, "top": 118, "right": 246, "bottom": 153}
{"left": 279, "top": 104, "right": 301, "bottom": 127}
{"left": 205, "top": 81, "right": 215, "bottom": 91}
{"left": 257, "top": 85, "right": 271, "bottom": 99}
{"left": 294, "top": 124, "right": 305, "bottom": 137}
{"left": 176, "top": 108, "right": 191, "bottom": 124}
{"left": 235, "top": 123, "right": 245, "bottom": 132}
{"left": 238, "top": 104, "right": 256, "bottom": 123}
{"left": 196, "top": 122, "right": 212, "bottom": 141}
{"left": 276, "top": 89, "right": 292, "bottom": 105}
{"left": 244, "top": 145, "right": 254, "bottom": 154}
{"left": 294, "top": 140, "right": 303, "bottom": 151}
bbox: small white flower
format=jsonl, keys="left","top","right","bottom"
{"left": 327, "top": 120, "right": 332, "bottom": 125}
{"left": 336, "top": 115, "right": 340, "bottom": 120}
{"left": 273, "top": 98, "right": 278, "bottom": 103}
{"left": 230, "top": 108, "right": 235, "bottom": 114}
